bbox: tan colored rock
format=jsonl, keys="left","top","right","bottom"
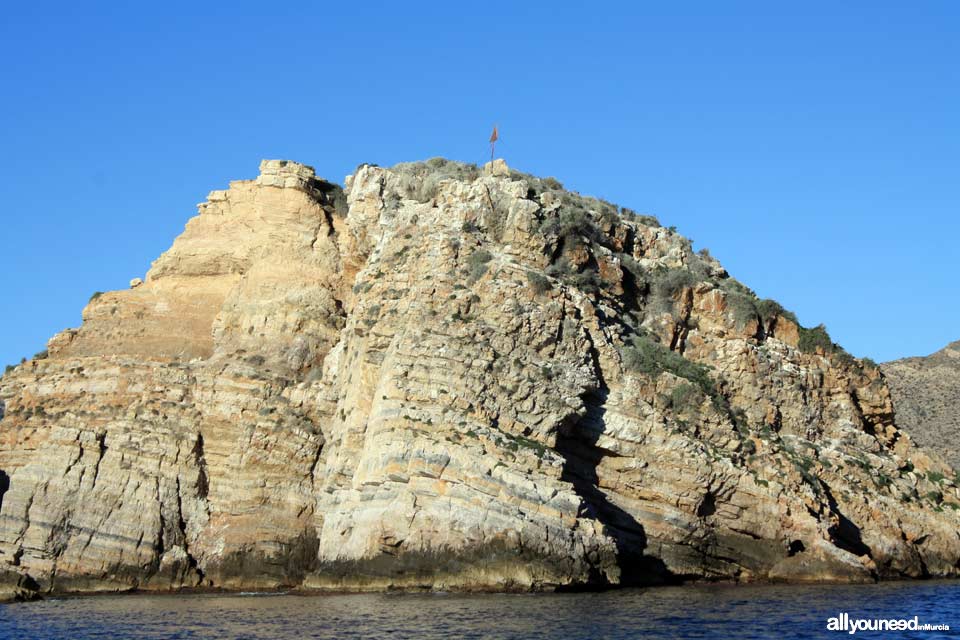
{"left": 883, "top": 341, "right": 960, "bottom": 470}
{"left": 0, "top": 158, "right": 957, "bottom": 599}
{"left": 484, "top": 158, "right": 511, "bottom": 177}
{"left": 772, "top": 317, "right": 800, "bottom": 347}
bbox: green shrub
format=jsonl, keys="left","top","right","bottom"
{"left": 509, "top": 170, "right": 565, "bottom": 195}
{"left": 752, "top": 297, "right": 778, "bottom": 317}
{"left": 647, "top": 268, "right": 696, "bottom": 314}
{"left": 569, "top": 270, "right": 600, "bottom": 295}
{"left": 620, "top": 254, "right": 646, "bottom": 280}
{"left": 541, "top": 177, "right": 564, "bottom": 191}
{"left": 526, "top": 271, "right": 551, "bottom": 295}
{"left": 621, "top": 336, "right": 714, "bottom": 396}
{"left": 3, "top": 364, "right": 14, "bottom": 374}
{"left": 633, "top": 212, "right": 661, "bottom": 227}
{"left": 720, "top": 293, "right": 796, "bottom": 329}
{"left": 468, "top": 249, "right": 492, "bottom": 265}
{"left": 726, "top": 291, "right": 759, "bottom": 328}
{"left": 653, "top": 268, "right": 695, "bottom": 298}
{"left": 467, "top": 250, "right": 492, "bottom": 281}
{"left": 539, "top": 207, "right": 601, "bottom": 244}
{"left": 719, "top": 278, "right": 754, "bottom": 296}
{"left": 668, "top": 383, "right": 701, "bottom": 412}
{"left": 391, "top": 158, "right": 481, "bottom": 203}
{"left": 33, "top": 350, "right": 48, "bottom": 361}
{"left": 461, "top": 221, "right": 479, "bottom": 233}
{"left": 362, "top": 304, "right": 382, "bottom": 326}
{"left": 545, "top": 258, "right": 574, "bottom": 279}
{"left": 861, "top": 357, "right": 878, "bottom": 369}
{"left": 798, "top": 324, "right": 834, "bottom": 354}
{"left": 756, "top": 298, "right": 798, "bottom": 324}
{"left": 89, "top": 291, "right": 104, "bottom": 303}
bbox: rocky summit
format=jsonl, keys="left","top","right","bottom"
{"left": 0, "top": 158, "right": 958, "bottom": 602}
{"left": 883, "top": 341, "right": 960, "bottom": 472}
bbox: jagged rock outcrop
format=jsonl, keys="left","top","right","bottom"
{"left": 883, "top": 341, "right": 960, "bottom": 471}
{"left": 0, "top": 157, "right": 958, "bottom": 601}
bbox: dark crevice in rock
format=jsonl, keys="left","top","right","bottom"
{"left": 193, "top": 434, "right": 209, "bottom": 500}
{"left": 557, "top": 388, "right": 676, "bottom": 587}
{"left": 314, "top": 179, "right": 348, "bottom": 221}
{"left": 175, "top": 476, "right": 205, "bottom": 584}
{"left": 614, "top": 266, "right": 646, "bottom": 337}
{"left": 308, "top": 439, "right": 324, "bottom": 485}
{"left": 63, "top": 436, "right": 84, "bottom": 478}
{"left": 850, "top": 389, "right": 877, "bottom": 437}
{"left": 547, "top": 236, "right": 566, "bottom": 267}
{"left": 553, "top": 312, "right": 566, "bottom": 347}
{"left": 0, "top": 470, "right": 9, "bottom": 513}
{"left": 154, "top": 479, "right": 167, "bottom": 569}
{"left": 822, "top": 484, "right": 872, "bottom": 559}
{"left": 669, "top": 289, "right": 694, "bottom": 353}
{"left": 557, "top": 330, "right": 677, "bottom": 587}
{"left": 92, "top": 433, "right": 106, "bottom": 487}
{"left": 915, "top": 548, "right": 930, "bottom": 579}
{"left": 697, "top": 492, "right": 717, "bottom": 518}
{"left": 12, "top": 493, "right": 34, "bottom": 548}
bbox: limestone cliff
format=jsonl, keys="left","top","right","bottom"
{"left": 1, "top": 158, "right": 957, "bottom": 601}
{"left": 883, "top": 341, "right": 960, "bottom": 471}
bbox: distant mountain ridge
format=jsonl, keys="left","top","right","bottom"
{"left": 883, "top": 341, "right": 960, "bottom": 471}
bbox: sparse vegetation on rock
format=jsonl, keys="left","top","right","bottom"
{"left": 0, "top": 157, "right": 955, "bottom": 603}
{"left": 883, "top": 340, "right": 960, "bottom": 471}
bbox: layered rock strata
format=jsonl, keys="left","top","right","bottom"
{"left": 0, "top": 157, "right": 957, "bottom": 600}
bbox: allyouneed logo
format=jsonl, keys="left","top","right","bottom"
{"left": 827, "top": 613, "right": 950, "bottom": 634}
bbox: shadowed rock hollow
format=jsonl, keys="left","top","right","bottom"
{"left": 0, "top": 158, "right": 958, "bottom": 601}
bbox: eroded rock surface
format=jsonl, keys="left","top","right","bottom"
{"left": 0, "top": 158, "right": 957, "bottom": 600}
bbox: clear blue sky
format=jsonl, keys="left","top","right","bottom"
{"left": 1, "top": 2, "right": 957, "bottom": 365}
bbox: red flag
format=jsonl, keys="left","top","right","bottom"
{"left": 489, "top": 126, "right": 499, "bottom": 143}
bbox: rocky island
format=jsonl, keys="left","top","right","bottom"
{"left": 1, "top": 158, "right": 957, "bottom": 602}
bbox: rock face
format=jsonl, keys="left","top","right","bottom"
{"left": 0, "top": 158, "right": 958, "bottom": 600}
{"left": 882, "top": 341, "right": 960, "bottom": 471}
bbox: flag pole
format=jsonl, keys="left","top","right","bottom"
{"left": 489, "top": 125, "right": 499, "bottom": 163}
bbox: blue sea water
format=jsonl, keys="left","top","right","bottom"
{"left": 0, "top": 581, "right": 957, "bottom": 639}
